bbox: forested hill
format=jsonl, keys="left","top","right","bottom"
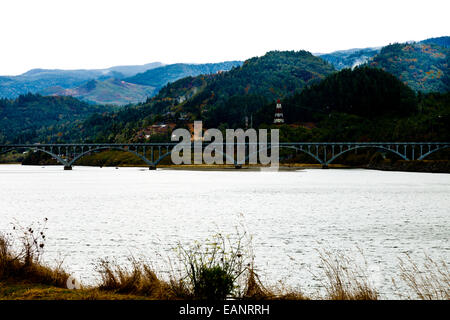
{"left": 255, "top": 66, "right": 449, "bottom": 142}
{"left": 369, "top": 41, "right": 449, "bottom": 92}
{"left": 255, "top": 66, "right": 418, "bottom": 124}
{"left": 315, "top": 37, "right": 449, "bottom": 93}
{"left": 60, "top": 50, "right": 335, "bottom": 142}
{"left": 0, "top": 93, "right": 114, "bottom": 143}
{"left": 7, "top": 48, "right": 449, "bottom": 145}
{"left": 420, "top": 36, "right": 450, "bottom": 48}
{"left": 177, "top": 51, "right": 336, "bottom": 127}
{"left": 50, "top": 65, "right": 449, "bottom": 144}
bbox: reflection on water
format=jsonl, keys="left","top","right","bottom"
{"left": 0, "top": 165, "right": 448, "bottom": 298}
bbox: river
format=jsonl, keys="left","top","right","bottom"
{"left": 0, "top": 164, "right": 448, "bottom": 298}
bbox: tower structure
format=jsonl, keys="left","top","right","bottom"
{"left": 273, "top": 99, "right": 284, "bottom": 124}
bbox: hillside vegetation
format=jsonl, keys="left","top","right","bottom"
{"left": 369, "top": 42, "right": 449, "bottom": 92}
{"left": 23, "top": 50, "right": 449, "bottom": 147}
{"left": 253, "top": 66, "right": 449, "bottom": 142}
{"left": 420, "top": 36, "right": 450, "bottom": 48}
{"left": 2, "top": 42, "right": 449, "bottom": 154}
{"left": 0, "top": 93, "right": 115, "bottom": 143}
{"left": 317, "top": 37, "right": 449, "bottom": 93}
{"left": 51, "top": 50, "right": 335, "bottom": 142}
{"left": 277, "top": 66, "right": 417, "bottom": 120}
{"left": 69, "top": 67, "right": 449, "bottom": 145}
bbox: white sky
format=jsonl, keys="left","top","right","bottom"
{"left": 0, "top": 0, "right": 448, "bottom": 75}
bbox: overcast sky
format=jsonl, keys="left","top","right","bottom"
{"left": 0, "top": 0, "right": 448, "bottom": 75}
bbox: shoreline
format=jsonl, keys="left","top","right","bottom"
{"left": 1, "top": 162, "right": 448, "bottom": 173}
{"left": 1, "top": 229, "right": 447, "bottom": 300}
{"left": 0, "top": 163, "right": 365, "bottom": 172}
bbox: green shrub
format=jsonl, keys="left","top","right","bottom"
{"left": 177, "top": 232, "right": 250, "bottom": 300}
{"left": 194, "top": 265, "right": 234, "bottom": 300}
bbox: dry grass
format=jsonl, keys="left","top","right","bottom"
{"left": 0, "top": 280, "right": 156, "bottom": 300}
{"left": 96, "top": 260, "right": 310, "bottom": 301}
{"left": 242, "top": 268, "right": 270, "bottom": 299}
{"left": 317, "top": 250, "right": 378, "bottom": 300}
{"left": 96, "top": 258, "right": 191, "bottom": 299}
{"left": 242, "top": 268, "right": 308, "bottom": 300}
{"left": 396, "top": 254, "right": 449, "bottom": 300}
{"left": 0, "top": 225, "right": 69, "bottom": 288}
{"left": 1, "top": 222, "right": 448, "bottom": 300}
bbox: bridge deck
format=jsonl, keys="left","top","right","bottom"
{"left": 1, "top": 142, "right": 448, "bottom": 169}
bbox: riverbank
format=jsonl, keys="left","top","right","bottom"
{"left": 157, "top": 163, "right": 349, "bottom": 171}
{"left": 0, "top": 281, "right": 148, "bottom": 300}
{"left": 367, "top": 160, "right": 450, "bottom": 173}
{"left": 0, "top": 248, "right": 447, "bottom": 301}
{"left": 2, "top": 162, "right": 448, "bottom": 173}
{"left": 1, "top": 225, "right": 448, "bottom": 301}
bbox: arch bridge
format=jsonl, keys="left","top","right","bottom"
{"left": 0, "top": 142, "right": 448, "bottom": 170}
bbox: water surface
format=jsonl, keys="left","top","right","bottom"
{"left": 0, "top": 165, "right": 448, "bottom": 298}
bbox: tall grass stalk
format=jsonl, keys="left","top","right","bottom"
{"left": 316, "top": 249, "right": 378, "bottom": 300}
{"left": 396, "top": 254, "right": 449, "bottom": 300}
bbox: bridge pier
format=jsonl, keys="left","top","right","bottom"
{"left": 149, "top": 166, "right": 157, "bottom": 170}
{"left": 64, "top": 166, "right": 72, "bottom": 170}
{"left": 322, "top": 164, "right": 329, "bottom": 169}
{"left": 235, "top": 165, "right": 242, "bottom": 169}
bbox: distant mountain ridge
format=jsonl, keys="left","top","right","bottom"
{"left": 0, "top": 61, "right": 242, "bottom": 105}
{"left": 14, "top": 62, "right": 164, "bottom": 79}
{"left": 41, "top": 79, "right": 157, "bottom": 106}
{"left": 316, "top": 47, "right": 381, "bottom": 70}
{"left": 0, "top": 36, "right": 448, "bottom": 105}
{"left": 42, "top": 61, "right": 243, "bottom": 105}
{"left": 125, "top": 61, "right": 243, "bottom": 89}
{"left": 0, "top": 62, "right": 164, "bottom": 99}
